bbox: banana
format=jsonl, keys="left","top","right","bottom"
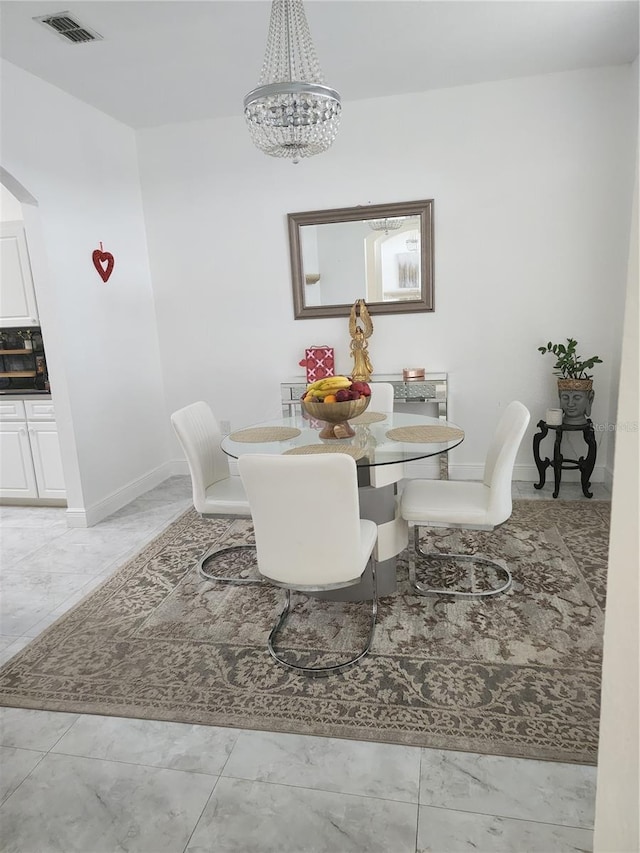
{"left": 304, "top": 376, "right": 354, "bottom": 401}
{"left": 305, "top": 378, "right": 329, "bottom": 392}
{"left": 318, "top": 376, "right": 351, "bottom": 391}
{"left": 305, "top": 375, "right": 351, "bottom": 395}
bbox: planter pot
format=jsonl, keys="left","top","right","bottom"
{"left": 557, "top": 378, "right": 594, "bottom": 425}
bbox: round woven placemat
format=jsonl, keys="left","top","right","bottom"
{"left": 228, "top": 426, "right": 301, "bottom": 443}
{"left": 385, "top": 425, "right": 465, "bottom": 443}
{"left": 283, "top": 444, "right": 364, "bottom": 460}
{"left": 350, "top": 411, "right": 388, "bottom": 425}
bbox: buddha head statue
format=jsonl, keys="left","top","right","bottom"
{"left": 558, "top": 380, "right": 594, "bottom": 425}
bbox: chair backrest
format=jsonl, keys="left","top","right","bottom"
{"left": 170, "top": 401, "right": 230, "bottom": 513}
{"left": 368, "top": 384, "right": 398, "bottom": 486}
{"left": 238, "top": 453, "right": 366, "bottom": 587}
{"left": 368, "top": 382, "right": 395, "bottom": 413}
{"left": 483, "top": 401, "right": 531, "bottom": 525}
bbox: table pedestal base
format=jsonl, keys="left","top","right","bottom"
{"left": 311, "top": 483, "right": 406, "bottom": 602}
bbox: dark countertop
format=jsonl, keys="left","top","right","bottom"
{"left": 0, "top": 390, "right": 52, "bottom": 397}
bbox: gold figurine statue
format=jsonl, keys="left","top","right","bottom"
{"left": 349, "top": 298, "right": 374, "bottom": 381}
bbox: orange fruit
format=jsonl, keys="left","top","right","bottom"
{"left": 323, "top": 394, "right": 337, "bottom": 403}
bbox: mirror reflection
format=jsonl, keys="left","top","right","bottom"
{"left": 288, "top": 200, "right": 434, "bottom": 319}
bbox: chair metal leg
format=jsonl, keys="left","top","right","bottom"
{"left": 197, "top": 543, "right": 261, "bottom": 585}
{"left": 267, "top": 561, "right": 378, "bottom": 677}
{"left": 409, "top": 527, "right": 512, "bottom": 598}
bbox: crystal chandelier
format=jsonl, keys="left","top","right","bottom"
{"left": 367, "top": 218, "right": 405, "bottom": 235}
{"left": 243, "top": 0, "right": 342, "bottom": 163}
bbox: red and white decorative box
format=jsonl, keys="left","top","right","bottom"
{"left": 299, "top": 346, "right": 335, "bottom": 383}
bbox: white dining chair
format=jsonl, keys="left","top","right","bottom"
{"left": 238, "top": 452, "right": 378, "bottom": 676}
{"left": 400, "top": 401, "right": 530, "bottom": 597}
{"left": 368, "top": 382, "right": 395, "bottom": 412}
{"left": 367, "top": 382, "right": 404, "bottom": 488}
{"left": 170, "top": 401, "right": 257, "bottom": 584}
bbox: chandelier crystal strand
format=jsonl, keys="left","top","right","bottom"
{"left": 244, "top": 0, "right": 342, "bottom": 163}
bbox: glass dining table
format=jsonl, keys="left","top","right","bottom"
{"left": 221, "top": 409, "right": 464, "bottom": 601}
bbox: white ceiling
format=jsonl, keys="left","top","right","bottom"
{"left": 1, "top": 1, "right": 638, "bottom": 129}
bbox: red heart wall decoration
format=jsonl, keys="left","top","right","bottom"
{"left": 92, "top": 243, "right": 115, "bottom": 282}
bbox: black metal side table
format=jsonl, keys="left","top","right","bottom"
{"left": 533, "top": 419, "right": 597, "bottom": 498}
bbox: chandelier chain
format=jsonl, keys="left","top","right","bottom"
{"left": 258, "top": 0, "right": 324, "bottom": 85}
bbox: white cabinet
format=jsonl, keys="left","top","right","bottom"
{"left": 24, "top": 400, "right": 55, "bottom": 420}
{"left": 0, "top": 398, "right": 66, "bottom": 500}
{"left": 0, "top": 221, "right": 39, "bottom": 327}
{"left": 28, "top": 421, "right": 66, "bottom": 498}
{"left": 0, "top": 399, "right": 27, "bottom": 420}
{"left": 0, "top": 420, "right": 38, "bottom": 497}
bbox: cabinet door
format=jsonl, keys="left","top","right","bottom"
{"left": 28, "top": 422, "right": 66, "bottom": 499}
{"left": 0, "top": 221, "right": 39, "bottom": 326}
{"left": 0, "top": 400, "right": 27, "bottom": 421}
{"left": 0, "top": 422, "right": 38, "bottom": 498}
{"left": 24, "top": 400, "right": 55, "bottom": 421}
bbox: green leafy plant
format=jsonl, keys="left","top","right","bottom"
{"left": 538, "top": 338, "right": 602, "bottom": 380}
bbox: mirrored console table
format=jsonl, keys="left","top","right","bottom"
{"left": 280, "top": 372, "right": 449, "bottom": 477}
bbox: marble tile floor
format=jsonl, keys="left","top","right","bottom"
{"left": 0, "top": 476, "right": 609, "bottom": 853}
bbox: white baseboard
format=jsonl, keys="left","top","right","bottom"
{"left": 509, "top": 462, "right": 606, "bottom": 484}
{"left": 604, "top": 463, "right": 614, "bottom": 492}
{"left": 171, "top": 459, "right": 190, "bottom": 477}
{"left": 65, "top": 461, "right": 176, "bottom": 528}
{"left": 64, "top": 508, "right": 92, "bottom": 528}
{"left": 65, "top": 453, "right": 610, "bottom": 529}
{"left": 404, "top": 461, "right": 607, "bottom": 483}
{"left": 403, "top": 460, "right": 440, "bottom": 479}
{"left": 168, "top": 459, "right": 237, "bottom": 477}
{"left": 171, "top": 454, "right": 607, "bottom": 485}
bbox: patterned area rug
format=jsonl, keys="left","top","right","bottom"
{"left": 0, "top": 500, "right": 609, "bottom": 764}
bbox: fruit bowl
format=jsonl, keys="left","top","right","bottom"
{"left": 302, "top": 396, "right": 370, "bottom": 439}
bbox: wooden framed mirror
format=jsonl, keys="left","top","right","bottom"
{"left": 288, "top": 199, "right": 434, "bottom": 319}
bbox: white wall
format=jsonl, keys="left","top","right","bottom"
{"left": 1, "top": 60, "right": 635, "bottom": 517}
{"left": 0, "top": 184, "right": 23, "bottom": 220}
{"left": 593, "top": 144, "right": 639, "bottom": 853}
{"left": 0, "top": 60, "right": 169, "bottom": 524}
{"left": 138, "top": 65, "right": 636, "bottom": 482}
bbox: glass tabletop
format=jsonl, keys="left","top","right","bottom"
{"left": 221, "top": 410, "right": 464, "bottom": 468}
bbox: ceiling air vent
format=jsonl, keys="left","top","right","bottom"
{"left": 34, "top": 12, "right": 103, "bottom": 44}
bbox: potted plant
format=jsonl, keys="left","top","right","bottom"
{"left": 538, "top": 338, "right": 602, "bottom": 425}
